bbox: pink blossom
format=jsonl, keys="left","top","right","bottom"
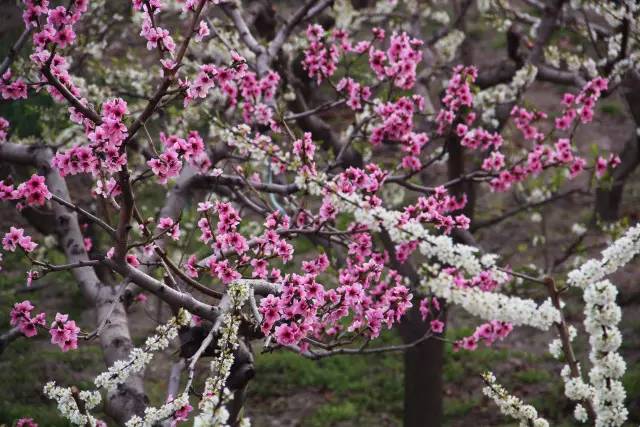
{"left": 195, "top": 20, "right": 209, "bottom": 42}
{"left": 0, "top": 117, "right": 9, "bottom": 142}
{"left": 430, "top": 319, "right": 445, "bottom": 334}
{"left": 2, "top": 227, "right": 38, "bottom": 253}
{"left": 158, "top": 217, "right": 181, "bottom": 240}
{"left": 49, "top": 313, "right": 80, "bottom": 352}
{"left": 172, "top": 401, "right": 192, "bottom": 425}
{"left": 10, "top": 300, "right": 46, "bottom": 338}
{"left": 135, "top": 293, "right": 148, "bottom": 304}
{"left": 16, "top": 418, "right": 38, "bottom": 427}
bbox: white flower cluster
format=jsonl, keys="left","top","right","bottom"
{"left": 574, "top": 403, "right": 589, "bottom": 423}
{"left": 94, "top": 309, "right": 191, "bottom": 391}
{"left": 475, "top": 64, "right": 538, "bottom": 127}
{"left": 568, "top": 0, "right": 640, "bottom": 83}
{"left": 583, "top": 280, "right": 628, "bottom": 426}
{"left": 434, "top": 30, "right": 465, "bottom": 63}
{"left": 43, "top": 382, "right": 103, "bottom": 426}
{"left": 561, "top": 364, "right": 594, "bottom": 409}
{"left": 548, "top": 325, "right": 577, "bottom": 359}
{"left": 294, "top": 171, "right": 326, "bottom": 196}
{"left": 196, "top": 282, "right": 251, "bottom": 427}
{"left": 572, "top": 223, "right": 587, "bottom": 236}
{"left": 567, "top": 223, "right": 640, "bottom": 289}
{"left": 481, "top": 372, "right": 549, "bottom": 427}
{"left": 126, "top": 393, "right": 190, "bottom": 427}
{"left": 426, "top": 273, "right": 559, "bottom": 329}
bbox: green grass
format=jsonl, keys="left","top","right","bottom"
{"left": 444, "top": 396, "right": 481, "bottom": 418}
{"left": 306, "top": 402, "right": 359, "bottom": 427}
{"left": 599, "top": 101, "right": 625, "bottom": 118}
{"left": 248, "top": 331, "right": 404, "bottom": 424}
{"left": 513, "top": 368, "right": 553, "bottom": 385}
{"left": 247, "top": 327, "right": 555, "bottom": 425}
{"left": 0, "top": 339, "right": 105, "bottom": 426}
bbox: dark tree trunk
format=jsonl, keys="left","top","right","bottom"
{"left": 380, "top": 228, "right": 446, "bottom": 427}
{"left": 399, "top": 309, "right": 445, "bottom": 427}
{"left": 594, "top": 135, "right": 639, "bottom": 221}
{"left": 595, "top": 75, "right": 640, "bottom": 221}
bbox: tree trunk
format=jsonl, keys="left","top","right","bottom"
{"left": 0, "top": 143, "right": 148, "bottom": 424}
{"left": 399, "top": 308, "right": 445, "bottom": 427}
{"left": 595, "top": 75, "right": 640, "bottom": 221}
{"left": 594, "top": 134, "right": 639, "bottom": 221}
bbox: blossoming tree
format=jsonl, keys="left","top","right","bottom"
{"left": 1, "top": 0, "right": 639, "bottom": 426}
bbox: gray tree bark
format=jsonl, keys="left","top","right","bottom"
{"left": 0, "top": 143, "right": 147, "bottom": 424}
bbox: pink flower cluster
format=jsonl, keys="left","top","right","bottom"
{"left": 555, "top": 77, "right": 608, "bottom": 130}
{"left": 20, "top": 0, "right": 92, "bottom": 118}
{"left": 203, "top": 202, "right": 248, "bottom": 283}
{"left": 133, "top": 0, "right": 176, "bottom": 54}
{"left": 53, "top": 98, "right": 130, "bottom": 176}
{"left": 370, "top": 96, "right": 430, "bottom": 171}
{"left": 488, "top": 139, "right": 584, "bottom": 192}
{"left": 147, "top": 130, "right": 210, "bottom": 184}
{"left": 302, "top": 24, "right": 341, "bottom": 84}
{"left": 336, "top": 77, "right": 371, "bottom": 111}
{"left": 0, "top": 117, "right": 8, "bottom": 142}
{"left": 595, "top": 154, "right": 621, "bottom": 179}
{"left": 453, "top": 320, "right": 513, "bottom": 351}
{"left": 369, "top": 31, "right": 423, "bottom": 90}
{"left": 184, "top": 55, "right": 282, "bottom": 130}
{"left": 0, "top": 174, "right": 51, "bottom": 208}
{"left": 395, "top": 188, "right": 469, "bottom": 262}
{"left": 335, "top": 164, "right": 387, "bottom": 195}
{"left": 0, "top": 70, "right": 27, "bottom": 100}
{"left": 304, "top": 25, "right": 425, "bottom": 88}
{"left": 261, "top": 260, "right": 413, "bottom": 349}
{"left": 29, "top": 51, "right": 79, "bottom": 104}
{"left": 10, "top": 300, "right": 46, "bottom": 338}
{"left": 93, "top": 177, "right": 121, "bottom": 198}
{"left": 25, "top": 0, "right": 89, "bottom": 50}
{"left": 436, "top": 65, "right": 477, "bottom": 134}
{"left": 2, "top": 227, "right": 38, "bottom": 253}
{"left": 52, "top": 145, "right": 99, "bottom": 177}
{"left": 292, "top": 132, "right": 319, "bottom": 179}
{"left": 240, "top": 71, "right": 279, "bottom": 129}
{"left": 419, "top": 297, "right": 444, "bottom": 333}
{"left": 458, "top": 126, "right": 503, "bottom": 151}
{"left": 158, "top": 217, "right": 181, "bottom": 241}
{"left": 446, "top": 267, "right": 500, "bottom": 292}
{"left": 482, "top": 78, "right": 614, "bottom": 192}
{"left": 171, "top": 399, "right": 193, "bottom": 425}
{"left": 49, "top": 312, "right": 80, "bottom": 352}
{"left": 511, "top": 106, "right": 546, "bottom": 142}
{"left": 401, "top": 186, "right": 468, "bottom": 230}
{"left": 16, "top": 418, "right": 38, "bottom": 427}
{"left": 204, "top": 209, "right": 295, "bottom": 284}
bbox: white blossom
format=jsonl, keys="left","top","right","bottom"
{"left": 95, "top": 309, "right": 191, "bottom": 391}
{"left": 43, "top": 382, "right": 103, "bottom": 426}
{"left": 568, "top": 223, "right": 640, "bottom": 289}
{"left": 482, "top": 372, "right": 549, "bottom": 427}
